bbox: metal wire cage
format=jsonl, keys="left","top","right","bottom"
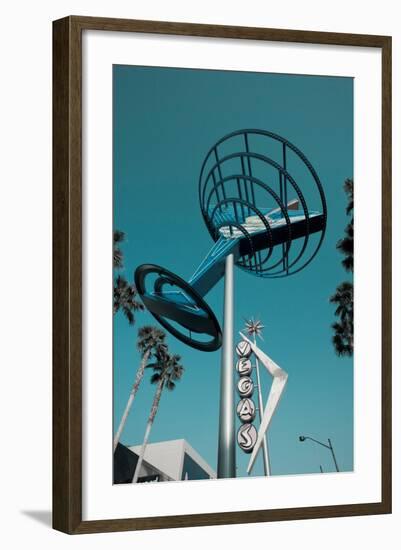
{"left": 198, "top": 129, "right": 327, "bottom": 278}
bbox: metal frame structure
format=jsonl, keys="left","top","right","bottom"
{"left": 135, "top": 129, "right": 327, "bottom": 478}
{"left": 199, "top": 129, "right": 327, "bottom": 278}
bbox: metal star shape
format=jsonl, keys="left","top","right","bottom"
{"left": 244, "top": 318, "right": 265, "bottom": 340}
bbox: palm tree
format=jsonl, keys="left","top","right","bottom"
{"left": 330, "top": 179, "right": 354, "bottom": 357}
{"left": 330, "top": 281, "right": 353, "bottom": 356}
{"left": 113, "top": 229, "right": 143, "bottom": 325}
{"left": 336, "top": 221, "right": 353, "bottom": 272}
{"left": 132, "top": 351, "right": 184, "bottom": 483}
{"left": 344, "top": 178, "right": 354, "bottom": 215}
{"left": 113, "top": 326, "right": 167, "bottom": 452}
{"left": 336, "top": 178, "right": 354, "bottom": 272}
{"left": 113, "top": 275, "right": 144, "bottom": 325}
{"left": 113, "top": 230, "right": 125, "bottom": 269}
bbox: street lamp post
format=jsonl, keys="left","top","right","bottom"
{"left": 299, "top": 435, "right": 339, "bottom": 472}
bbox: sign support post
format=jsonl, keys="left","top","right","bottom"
{"left": 253, "top": 332, "right": 271, "bottom": 476}
{"left": 217, "top": 253, "right": 236, "bottom": 478}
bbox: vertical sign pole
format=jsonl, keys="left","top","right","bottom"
{"left": 253, "top": 332, "right": 271, "bottom": 476}
{"left": 217, "top": 253, "right": 236, "bottom": 478}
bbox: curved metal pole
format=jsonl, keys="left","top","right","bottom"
{"left": 217, "top": 254, "right": 236, "bottom": 478}
{"left": 303, "top": 436, "right": 331, "bottom": 449}
{"left": 300, "top": 436, "right": 340, "bottom": 472}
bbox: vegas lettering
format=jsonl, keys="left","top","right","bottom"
{"left": 236, "top": 340, "right": 257, "bottom": 453}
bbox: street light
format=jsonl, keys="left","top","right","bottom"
{"left": 298, "top": 435, "right": 339, "bottom": 472}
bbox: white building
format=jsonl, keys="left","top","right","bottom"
{"left": 129, "top": 439, "right": 216, "bottom": 481}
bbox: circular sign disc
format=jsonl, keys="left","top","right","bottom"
{"left": 237, "top": 423, "right": 257, "bottom": 453}
{"left": 236, "top": 340, "right": 252, "bottom": 358}
{"left": 236, "top": 398, "right": 256, "bottom": 422}
{"left": 237, "top": 376, "right": 254, "bottom": 398}
{"left": 236, "top": 357, "right": 252, "bottom": 376}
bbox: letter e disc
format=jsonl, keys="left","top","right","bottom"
{"left": 236, "top": 357, "right": 252, "bottom": 376}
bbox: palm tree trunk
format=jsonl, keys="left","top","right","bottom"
{"left": 132, "top": 379, "right": 164, "bottom": 483}
{"left": 113, "top": 349, "right": 151, "bottom": 452}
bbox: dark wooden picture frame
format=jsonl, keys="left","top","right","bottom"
{"left": 53, "top": 15, "right": 392, "bottom": 534}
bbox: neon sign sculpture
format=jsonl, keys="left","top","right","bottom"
{"left": 135, "top": 129, "right": 326, "bottom": 477}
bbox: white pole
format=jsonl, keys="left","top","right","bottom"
{"left": 253, "top": 333, "right": 271, "bottom": 475}
{"left": 217, "top": 253, "right": 236, "bottom": 478}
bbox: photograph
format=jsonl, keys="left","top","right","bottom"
{"left": 112, "top": 64, "right": 354, "bottom": 484}
{"left": 0, "top": 0, "right": 394, "bottom": 543}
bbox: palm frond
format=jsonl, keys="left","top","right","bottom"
{"left": 146, "top": 350, "right": 185, "bottom": 388}
{"left": 145, "top": 362, "right": 158, "bottom": 370}
{"left": 137, "top": 325, "right": 166, "bottom": 356}
{"left": 342, "top": 256, "right": 353, "bottom": 272}
{"left": 113, "top": 230, "right": 125, "bottom": 243}
{"left": 123, "top": 307, "right": 134, "bottom": 325}
{"left": 344, "top": 178, "right": 354, "bottom": 215}
{"left": 150, "top": 373, "right": 161, "bottom": 385}
{"left": 330, "top": 278, "right": 353, "bottom": 357}
{"left": 113, "top": 230, "right": 126, "bottom": 269}
{"left": 114, "top": 275, "right": 144, "bottom": 325}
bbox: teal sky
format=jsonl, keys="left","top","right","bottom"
{"left": 113, "top": 65, "right": 354, "bottom": 479}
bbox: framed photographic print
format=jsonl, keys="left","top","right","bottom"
{"left": 53, "top": 16, "right": 392, "bottom": 534}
